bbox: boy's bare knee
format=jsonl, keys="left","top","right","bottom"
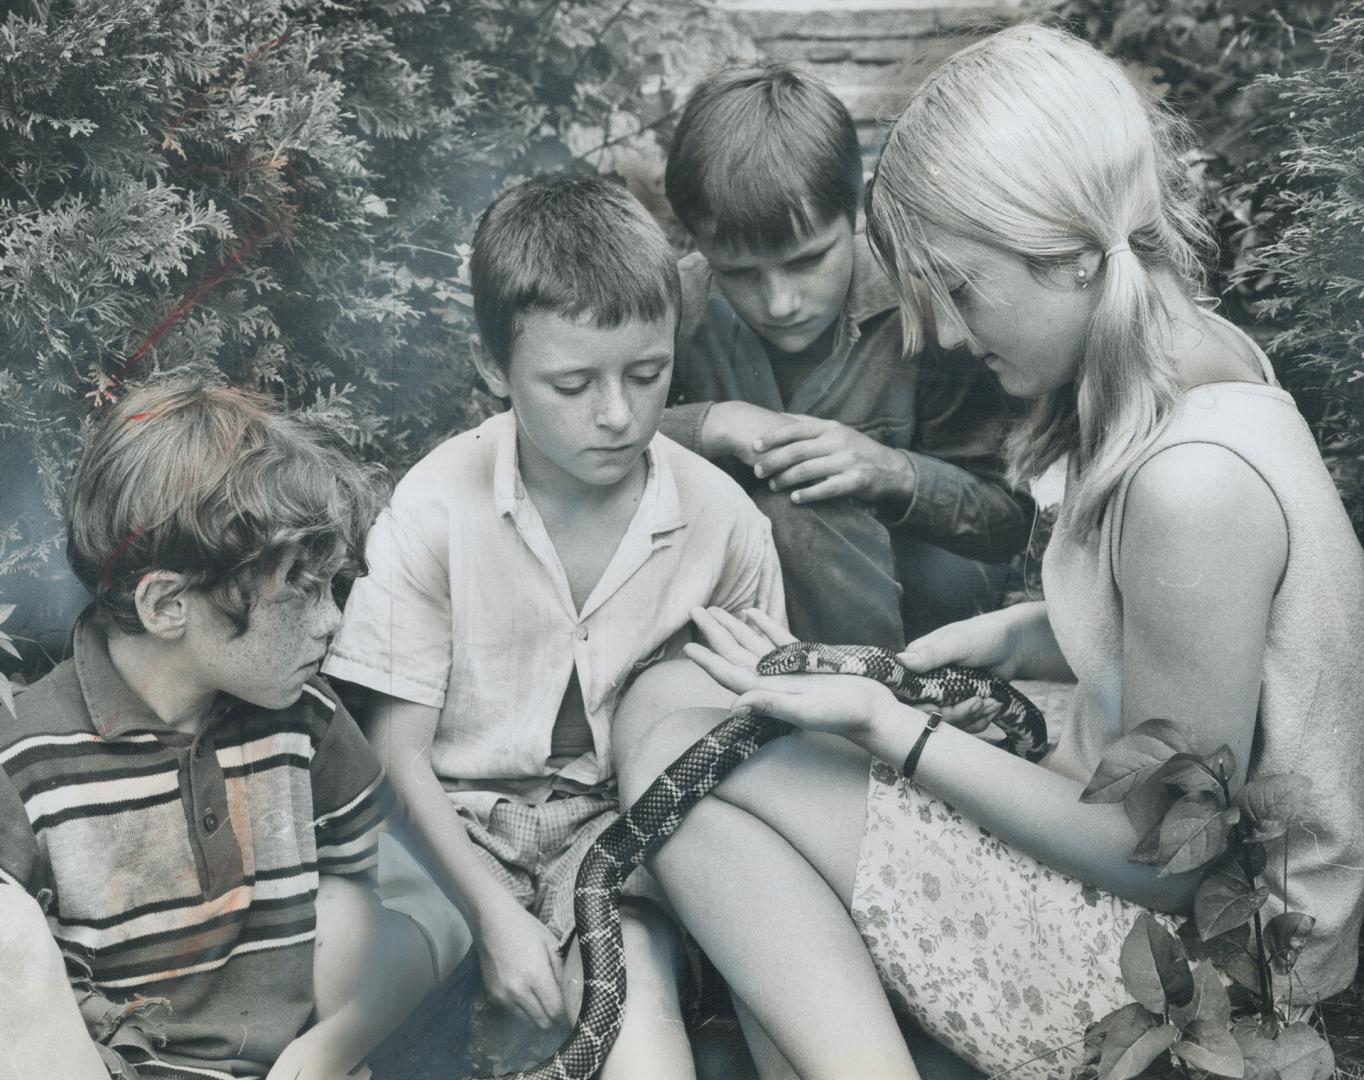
{"left": 617, "top": 709, "right": 732, "bottom": 808}
{"left": 614, "top": 659, "right": 733, "bottom": 801}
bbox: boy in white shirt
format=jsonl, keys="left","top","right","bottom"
{"left": 324, "top": 174, "right": 784, "bottom": 1078}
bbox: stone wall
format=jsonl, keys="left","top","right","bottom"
{"left": 714, "top": 0, "right": 1023, "bottom": 165}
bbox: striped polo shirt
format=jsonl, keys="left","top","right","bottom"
{"left": 0, "top": 615, "right": 396, "bottom": 1079}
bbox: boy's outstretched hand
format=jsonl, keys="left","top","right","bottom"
{"left": 475, "top": 899, "right": 568, "bottom": 1031}
{"left": 751, "top": 416, "right": 914, "bottom": 506}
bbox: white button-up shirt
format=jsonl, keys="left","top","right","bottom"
{"left": 324, "top": 411, "right": 784, "bottom": 816}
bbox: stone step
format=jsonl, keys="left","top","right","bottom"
{"left": 765, "top": 34, "right": 980, "bottom": 96}
{"left": 723, "top": 3, "right": 1017, "bottom": 43}
{"left": 710, "top": 2, "right": 1023, "bottom": 157}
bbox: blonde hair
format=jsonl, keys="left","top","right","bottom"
{"left": 866, "top": 24, "right": 1213, "bottom": 535}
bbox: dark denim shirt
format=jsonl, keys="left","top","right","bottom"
{"left": 659, "top": 236, "right": 1034, "bottom": 562}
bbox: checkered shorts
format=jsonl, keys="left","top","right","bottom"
{"left": 456, "top": 790, "right": 625, "bottom": 946}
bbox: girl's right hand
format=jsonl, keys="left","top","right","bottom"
{"left": 897, "top": 607, "right": 1027, "bottom": 733}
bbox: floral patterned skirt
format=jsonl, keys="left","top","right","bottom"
{"left": 851, "top": 758, "right": 1168, "bottom": 1079}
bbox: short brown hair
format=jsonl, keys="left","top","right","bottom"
{"left": 67, "top": 373, "right": 386, "bottom": 635}
{"left": 665, "top": 61, "right": 863, "bottom": 252}
{"left": 469, "top": 173, "right": 680, "bottom": 370}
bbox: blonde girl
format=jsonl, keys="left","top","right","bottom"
{"left": 612, "top": 24, "right": 1364, "bottom": 1080}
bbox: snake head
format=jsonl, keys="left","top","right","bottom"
{"left": 757, "top": 642, "right": 903, "bottom": 681}
{"left": 756, "top": 642, "right": 822, "bottom": 676}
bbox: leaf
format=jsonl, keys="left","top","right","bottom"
{"left": 1157, "top": 795, "right": 1239, "bottom": 876}
{"left": 1235, "top": 1022, "right": 1335, "bottom": 1080}
{"left": 1082, "top": 719, "right": 1195, "bottom": 804}
{"left": 1262, "top": 912, "right": 1315, "bottom": 975}
{"left": 0, "top": 603, "right": 14, "bottom": 624}
{"left": 1181, "top": 919, "right": 1251, "bottom": 963}
{"left": 1120, "top": 912, "right": 1194, "bottom": 1012}
{"left": 1096, "top": 1004, "right": 1179, "bottom": 1080}
{"left": 1200, "top": 744, "right": 1238, "bottom": 787}
{"left": 1152, "top": 753, "right": 1226, "bottom": 801}
{"left": 0, "top": 632, "right": 20, "bottom": 660}
{"left": 1170, "top": 961, "right": 1233, "bottom": 1027}
{"left": 0, "top": 676, "right": 14, "bottom": 721}
{"left": 1233, "top": 774, "right": 1312, "bottom": 835}
{"left": 1195, "top": 855, "right": 1270, "bottom": 940}
{"left": 1174, "top": 1018, "right": 1245, "bottom": 1077}
{"left": 1130, "top": 819, "right": 1165, "bottom": 865}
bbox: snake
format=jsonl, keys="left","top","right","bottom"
{"left": 472, "top": 642, "right": 1049, "bottom": 1080}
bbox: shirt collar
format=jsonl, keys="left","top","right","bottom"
{"left": 492, "top": 408, "right": 686, "bottom": 536}
{"left": 844, "top": 229, "right": 902, "bottom": 325}
{"left": 73, "top": 612, "right": 197, "bottom": 742}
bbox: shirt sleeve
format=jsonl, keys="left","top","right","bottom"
{"left": 657, "top": 403, "right": 712, "bottom": 455}
{"left": 310, "top": 687, "right": 399, "bottom": 877}
{"left": 710, "top": 507, "right": 788, "bottom": 629}
{"left": 885, "top": 344, "right": 1035, "bottom": 562}
{"left": 323, "top": 480, "right": 454, "bottom": 709}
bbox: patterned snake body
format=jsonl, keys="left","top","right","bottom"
{"left": 476, "top": 643, "right": 1048, "bottom": 1080}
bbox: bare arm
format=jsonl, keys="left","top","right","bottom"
{"left": 692, "top": 445, "right": 1285, "bottom": 912}
{"left": 363, "top": 693, "right": 568, "bottom": 1029}
{"left": 899, "top": 600, "right": 1074, "bottom": 685}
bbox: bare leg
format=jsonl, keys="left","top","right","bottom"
{"left": 732, "top": 995, "right": 800, "bottom": 1080}
{"left": 562, "top": 899, "right": 695, "bottom": 1080}
{"left": 0, "top": 887, "right": 107, "bottom": 1080}
{"left": 308, "top": 873, "right": 439, "bottom": 1076}
{"left": 613, "top": 660, "right": 920, "bottom": 1080}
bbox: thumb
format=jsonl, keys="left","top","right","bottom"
{"left": 897, "top": 626, "right": 964, "bottom": 673}
{"left": 730, "top": 691, "right": 768, "bottom": 717}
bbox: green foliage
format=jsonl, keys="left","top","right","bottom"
{"left": 0, "top": 0, "right": 750, "bottom": 658}
{"left": 1075, "top": 722, "right": 1334, "bottom": 1080}
{"left": 1233, "top": 7, "right": 1364, "bottom": 538}
{"left": 1026, "top": 0, "right": 1350, "bottom": 309}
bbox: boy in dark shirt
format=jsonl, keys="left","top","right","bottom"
{"left": 660, "top": 61, "right": 1034, "bottom": 646}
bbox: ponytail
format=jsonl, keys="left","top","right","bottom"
{"left": 1009, "top": 238, "right": 1182, "bottom": 536}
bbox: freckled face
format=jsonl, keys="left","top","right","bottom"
{"left": 182, "top": 553, "right": 342, "bottom": 711}
{"left": 924, "top": 233, "right": 1096, "bottom": 399}
{"left": 485, "top": 309, "right": 675, "bottom": 497}
{"left": 699, "top": 212, "right": 855, "bottom": 355}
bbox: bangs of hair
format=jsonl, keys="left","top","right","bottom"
{"left": 68, "top": 375, "right": 387, "bottom": 635}
{"left": 470, "top": 174, "right": 680, "bottom": 368}
{"left": 666, "top": 62, "right": 862, "bottom": 253}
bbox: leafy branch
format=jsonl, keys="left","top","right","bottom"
{"left": 1074, "top": 720, "right": 1333, "bottom": 1080}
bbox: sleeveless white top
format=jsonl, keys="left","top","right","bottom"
{"left": 1041, "top": 324, "right": 1364, "bottom": 1000}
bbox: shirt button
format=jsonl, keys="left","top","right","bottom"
{"left": 202, "top": 810, "right": 219, "bottom": 833}
{"left": 577, "top": 626, "right": 589, "bottom": 641}
{"left": 194, "top": 743, "right": 205, "bottom": 759}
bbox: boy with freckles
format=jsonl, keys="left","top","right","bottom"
{"left": 0, "top": 377, "right": 427, "bottom": 1080}
{"left": 324, "top": 173, "right": 784, "bottom": 1078}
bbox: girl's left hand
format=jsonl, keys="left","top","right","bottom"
{"left": 683, "top": 607, "right": 899, "bottom": 739}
